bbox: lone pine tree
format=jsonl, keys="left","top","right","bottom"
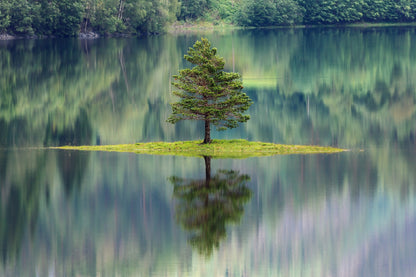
{"left": 167, "top": 38, "right": 252, "bottom": 144}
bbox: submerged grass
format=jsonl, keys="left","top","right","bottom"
{"left": 54, "top": 139, "right": 345, "bottom": 158}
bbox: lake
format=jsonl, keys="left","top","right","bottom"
{"left": 1, "top": 27, "right": 416, "bottom": 276}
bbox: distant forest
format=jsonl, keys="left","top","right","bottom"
{"left": 1, "top": 0, "right": 416, "bottom": 36}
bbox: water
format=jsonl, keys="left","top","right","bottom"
{"left": 1, "top": 27, "right": 416, "bottom": 276}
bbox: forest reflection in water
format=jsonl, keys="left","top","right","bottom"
{"left": 1, "top": 27, "right": 416, "bottom": 150}
{"left": 1, "top": 147, "right": 416, "bottom": 275}
{"left": 0, "top": 150, "right": 254, "bottom": 275}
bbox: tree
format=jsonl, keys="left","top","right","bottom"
{"left": 167, "top": 38, "right": 252, "bottom": 144}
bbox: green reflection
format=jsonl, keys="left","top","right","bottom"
{"left": 0, "top": 149, "right": 91, "bottom": 269}
{"left": 1, "top": 29, "right": 416, "bottom": 149}
{"left": 170, "top": 156, "right": 252, "bottom": 257}
{"left": 0, "top": 36, "right": 188, "bottom": 146}
{"left": 0, "top": 150, "right": 48, "bottom": 265}
{"left": 0, "top": 151, "right": 181, "bottom": 276}
{"left": 0, "top": 148, "right": 416, "bottom": 275}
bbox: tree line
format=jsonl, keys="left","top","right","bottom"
{"left": 1, "top": 0, "right": 416, "bottom": 36}
{"left": 241, "top": 0, "right": 416, "bottom": 26}
{"left": 0, "top": 0, "right": 179, "bottom": 36}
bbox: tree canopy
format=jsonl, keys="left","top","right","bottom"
{"left": 167, "top": 38, "right": 252, "bottom": 144}
{"left": 0, "top": 0, "right": 180, "bottom": 36}
{"left": 1, "top": 0, "right": 416, "bottom": 36}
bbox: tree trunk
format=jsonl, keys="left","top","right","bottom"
{"left": 118, "top": 0, "right": 125, "bottom": 20}
{"left": 203, "top": 120, "right": 211, "bottom": 144}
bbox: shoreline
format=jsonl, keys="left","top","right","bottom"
{"left": 1, "top": 22, "right": 416, "bottom": 41}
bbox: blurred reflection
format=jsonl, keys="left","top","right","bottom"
{"left": 170, "top": 156, "right": 252, "bottom": 257}
{"left": 0, "top": 150, "right": 47, "bottom": 265}
{"left": 56, "top": 150, "right": 90, "bottom": 197}
{"left": 1, "top": 148, "right": 416, "bottom": 275}
{"left": 43, "top": 109, "right": 93, "bottom": 147}
{"left": 1, "top": 29, "right": 416, "bottom": 149}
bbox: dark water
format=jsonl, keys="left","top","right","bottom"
{"left": 1, "top": 27, "right": 416, "bottom": 276}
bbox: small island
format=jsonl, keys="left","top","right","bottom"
{"left": 54, "top": 139, "right": 345, "bottom": 158}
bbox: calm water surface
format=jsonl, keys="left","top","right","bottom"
{"left": 1, "top": 27, "right": 416, "bottom": 276}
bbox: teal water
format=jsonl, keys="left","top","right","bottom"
{"left": 1, "top": 27, "right": 416, "bottom": 276}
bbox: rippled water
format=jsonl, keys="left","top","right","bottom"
{"left": 1, "top": 27, "right": 416, "bottom": 276}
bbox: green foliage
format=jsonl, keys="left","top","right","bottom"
{"left": 176, "top": 0, "right": 240, "bottom": 23}
{"left": 167, "top": 38, "right": 252, "bottom": 143}
{"left": 298, "top": 0, "right": 416, "bottom": 25}
{"left": 33, "top": 0, "right": 60, "bottom": 35}
{"left": 298, "top": 0, "right": 363, "bottom": 24}
{"left": 1, "top": 0, "right": 416, "bottom": 35}
{"left": 178, "top": 0, "right": 209, "bottom": 20}
{"left": 236, "top": 0, "right": 304, "bottom": 26}
{"left": 123, "top": 0, "right": 150, "bottom": 34}
{"left": 371, "top": 0, "right": 416, "bottom": 22}
{"left": 82, "top": 0, "right": 119, "bottom": 34}
{"left": 0, "top": 0, "right": 179, "bottom": 36}
{"left": 235, "top": 0, "right": 416, "bottom": 26}
{"left": 56, "top": 0, "right": 84, "bottom": 36}
{"left": 236, "top": 0, "right": 274, "bottom": 27}
{"left": 273, "top": 0, "right": 305, "bottom": 25}
{"left": 8, "top": 0, "right": 34, "bottom": 34}
{"left": 209, "top": 0, "right": 237, "bottom": 22}
{"left": 0, "top": 1, "right": 11, "bottom": 32}
{"left": 1, "top": 0, "right": 83, "bottom": 36}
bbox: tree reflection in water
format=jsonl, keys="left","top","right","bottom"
{"left": 170, "top": 156, "right": 252, "bottom": 257}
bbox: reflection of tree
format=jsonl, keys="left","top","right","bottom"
{"left": 170, "top": 156, "right": 252, "bottom": 257}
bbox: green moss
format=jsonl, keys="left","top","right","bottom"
{"left": 53, "top": 139, "right": 345, "bottom": 158}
